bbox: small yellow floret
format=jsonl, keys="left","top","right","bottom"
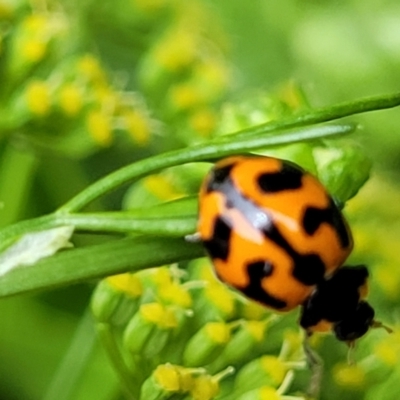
{"left": 86, "top": 110, "right": 113, "bottom": 146}
{"left": 149, "top": 267, "right": 173, "bottom": 286}
{"left": 140, "top": 303, "right": 177, "bottom": 328}
{"left": 23, "top": 14, "right": 47, "bottom": 31}
{"left": 123, "top": 110, "right": 151, "bottom": 145}
{"left": 59, "top": 84, "right": 82, "bottom": 116}
{"left": 241, "top": 301, "right": 268, "bottom": 320}
{"left": 170, "top": 83, "right": 203, "bottom": 110}
{"left": 153, "top": 364, "right": 180, "bottom": 391}
{"left": 190, "top": 375, "right": 219, "bottom": 400}
{"left": 155, "top": 30, "right": 196, "bottom": 71}
{"left": 205, "top": 283, "right": 235, "bottom": 316}
{"left": 332, "top": 363, "right": 366, "bottom": 388}
{"left": 78, "top": 54, "right": 106, "bottom": 83}
{"left": 159, "top": 282, "right": 192, "bottom": 308}
{"left": 106, "top": 273, "right": 142, "bottom": 297}
{"left": 374, "top": 331, "right": 400, "bottom": 366}
{"left": 143, "top": 175, "right": 183, "bottom": 200}
{"left": 22, "top": 39, "right": 47, "bottom": 62}
{"left": 260, "top": 356, "right": 286, "bottom": 386}
{"left": 26, "top": 80, "right": 50, "bottom": 116}
{"left": 205, "top": 322, "right": 230, "bottom": 344}
{"left": 245, "top": 321, "right": 267, "bottom": 342}
{"left": 259, "top": 386, "right": 281, "bottom": 400}
{"left": 189, "top": 109, "right": 217, "bottom": 136}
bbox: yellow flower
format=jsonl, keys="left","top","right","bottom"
{"left": 59, "top": 83, "right": 83, "bottom": 116}
{"left": 26, "top": 80, "right": 51, "bottom": 116}
{"left": 123, "top": 110, "right": 151, "bottom": 145}
{"left": 86, "top": 110, "right": 113, "bottom": 146}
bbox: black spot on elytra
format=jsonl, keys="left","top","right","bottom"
{"left": 241, "top": 260, "right": 287, "bottom": 309}
{"left": 203, "top": 216, "right": 232, "bottom": 261}
{"left": 206, "top": 164, "right": 235, "bottom": 193}
{"left": 262, "top": 224, "right": 325, "bottom": 286}
{"left": 204, "top": 160, "right": 326, "bottom": 290}
{"left": 302, "top": 199, "right": 351, "bottom": 248}
{"left": 257, "top": 162, "right": 303, "bottom": 193}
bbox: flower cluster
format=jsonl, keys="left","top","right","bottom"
{"left": 0, "top": 3, "right": 153, "bottom": 156}
{"left": 80, "top": 0, "right": 232, "bottom": 144}
{"left": 91, "top": 262, "right": 308, "bottom": 400}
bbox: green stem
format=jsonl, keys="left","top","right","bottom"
{"left": 97, "top": 323, "right": 138, "bottom": 400}
{"left": 59, "top": 123, "right": 355, "bottom": 213}
{"left": 0, "top": 214, "right": 56, "bottom": 253}
{"left": 0, "top": 211, "right": 196, "bottom": 254}
{"left": 57, "top": 212, "right": 196, "bottom": 236}
{"left": 43, "top": 309, "right": 97, "bottom": 400}
{"left": 216, "top": 91, "right": 400, "bottom": 142}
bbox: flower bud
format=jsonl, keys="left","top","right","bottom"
{"left": 313, "top": 143, "right": 371, "bottom": 204}
{"left": 236, "top": 386, "right": 281, "bottom": 400}
{"left": 210, "top": 320, "right": 268, "bottom": 371}
{"left": 183, "top": 322, "right": 231, "bottom": 367}
{"left": 234, "top": 356, "right": 287, "bottom": 393}
{"left": 139, "top": 363, "right": 183, "bottom": 400}
{"left": 91, "top": 273, "right": 143, "bottom": 325}
{"left": 123, "top": 302, "right": 178, "bottom": 358}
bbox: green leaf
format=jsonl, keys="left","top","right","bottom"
{"left": 0, "top": 236, "right": 204, "bottom": 298}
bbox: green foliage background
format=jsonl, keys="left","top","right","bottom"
{"left": 0, "top": 0, "right": 399, "bottom": 399}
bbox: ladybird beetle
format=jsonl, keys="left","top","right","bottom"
{"left": 198, "top": 155, "right": 353, "bottom": 311}
{"left": 197, "top": 155, "right": 386, "bottom": 343}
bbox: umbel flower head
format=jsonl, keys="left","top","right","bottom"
{"left": 91, "top": 263, "right": 309, "bottom": 400}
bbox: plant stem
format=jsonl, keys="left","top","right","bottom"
{"left": 97, "top": 323, "right": 139, "bottom": 400}
{"left": 59, "top": 123, "right": 355, "bottom": 213}
{"left": 217, "top": 91, "right": 400, "bottom": 142}
{"left": 43, "top": 309, "right": 97, "bottom": 400}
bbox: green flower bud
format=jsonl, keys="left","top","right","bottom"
{"left": 332, "top": 362, "right": 366, "bottom": 389}
{"left": 123, "top": 302, "right": 178, "bottom": 358}
{"left": 236, "top": 386, "right": 281, "bottom": 400}
{"left": 183, "top": 322, "right": 231, "bottom": 367}
{"left": 234, "top": 356, "right": 287, "bottom": 394}
{"left": 139, "top": 364, "right": 185, "bottom": 400}
{"left": 140, "top": 364, "right": 214, "bottom": 400}
{"left": 210, "top": 320, "right": 268, "bottom": 372}
{"left": 91, "top": 273, "right": 142, "bottom": 325}
{"left": 313, "top": 143, "right": 371, "bottom": 204}
{"left": 193, "top": 282, "right": 237, "bottom": 325}
{"left": 7, "top": 13, "right": 66, "bottom": 82}
{"left": 189, "top": 374, "right": 220, "bottom": 400}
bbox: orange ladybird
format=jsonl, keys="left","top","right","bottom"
{"left": 197, "top": 155, "right": 353, "bottom": 312}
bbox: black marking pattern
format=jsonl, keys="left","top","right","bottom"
{"left": 206, "top": 163, "right": 235, "bottom": 193}
{"left": 203, "top": 216, "right": 232, "bottom": 261}
{"left": 241, "top": 260, "right": 287, "bottom": 309}
{"left": 257, "top": 162, "right": 303, "bottom": 193}
{"left": 261, "top": 224, "right": 325, "bottom": 286}
{"left": 303, "top": 199, "right": 351, "bottom": 248}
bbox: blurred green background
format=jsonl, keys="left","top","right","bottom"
{"left": 0, "top": 0, "right": 399, "bottom": 399}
